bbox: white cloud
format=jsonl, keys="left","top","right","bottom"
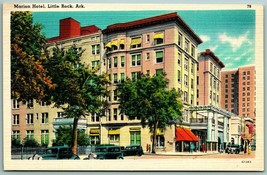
{"left": 247, "top": 57, "right": 252, "bottom": 62}
{"left": 209, "top": 45, "right": 218, "bottom": 52}
{"left": 224, "top": 57, "right": 231, "bottom": 60}
{"left": 234, "top": 57, "right": 241, "bottom": 61}
{"left": 225, "top": 63, "right": 233, "bottom": 68}
{"left": 200, "top": 35, "right": 210, "bottom": 42}
{"left": 219, "top": 31, "right": 251, "bottom": 52}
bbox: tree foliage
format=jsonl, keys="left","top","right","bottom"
{"left": 45, "top": 45, "right": 109, "bottom": 153}
{"left": 53, "top": 126, "right": 89, "bottom": 146}
{"left": 117, "top": 74, "right": 183, "bottom": 153}
{"left": 11, "top": 11, "right": 53, "bottom": 101}
{"left": 23, "top": 137, "right": 40, "bottom": 147}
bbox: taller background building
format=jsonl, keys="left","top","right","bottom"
{"left": 221, "top": 65, "right": 256, "bottom": 146}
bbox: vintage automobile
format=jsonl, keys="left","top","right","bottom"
{"left": 122, "top": 145, "right": 144, "bottom": 156}
{"left": 225, "top": 144, "right": 241, "bottom": 154}
{"left": 89, "top": 145, "right": 124, "bottom": 160}
{"left": 28, "top": 146, "right": 80, "bottom": 160}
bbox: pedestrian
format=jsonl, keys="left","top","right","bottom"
{"left": 202, "top": 143, "right": 205, "bottom": 153}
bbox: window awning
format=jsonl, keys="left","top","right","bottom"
{"left": 89, "top": 128, "right": 100, "bottom": 136}
{"left": 156, "top": 129, "right": 164, "bottom": 135}
{"left": 119, "top": 39, "right": 125, "bottom": 45}
{"left": 175, "top": 127, "right": 199, "bottom": 142}
{"left": 154, "top": 33, "right": 163, "bottom": 39}
{"left": 108, "top": 129, "right": 120, "bottom": 135}
{"left": 129, "top": 127, "right": 141, "bottom": 132}
{"left": 111, "top": 40, "right": 118, "bottom": 46}
{"left": 130, "top": 37, "right": 141, "bottom": 45}
{"left": 105, "top": 42, "right": 111, "bottom": 48}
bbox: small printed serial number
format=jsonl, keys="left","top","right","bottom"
{"left": 241, "top": 160, "right": 252, "bottom": 163}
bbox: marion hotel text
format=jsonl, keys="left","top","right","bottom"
{"left": 14, "top": 3, "right": 86, "bottom": 9}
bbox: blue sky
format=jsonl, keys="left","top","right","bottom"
{"left": 33, "top": 10, "right": 255, "bottom": 70}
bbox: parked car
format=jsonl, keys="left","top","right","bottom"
{"left": 251, "top": 144, "right": 256, "bottom": 151}
{"left": 28, "top": 146, "right": 80, "bottom": 160}
{"left": 89, "top": 145, "right": 124, "bottom": 160}
{"left": 122, "top": 145, "right": 144, "bottom": 156}
{"left": 225, "top": 144, "right": 241, "bottom": 154}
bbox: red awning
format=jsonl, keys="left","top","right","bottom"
{"left": 175, "top": 127, "right": 199, "bottom": 142}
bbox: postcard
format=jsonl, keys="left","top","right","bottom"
{"left": 2, "top": 3, "right": 264, "bottom": 171}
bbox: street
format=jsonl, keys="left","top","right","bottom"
{"left": 124, "top": 151, "right": 255, "bottom": 159}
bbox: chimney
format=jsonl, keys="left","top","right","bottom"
{"left": 60, "top": 18, "right": 81, "bottom": 39}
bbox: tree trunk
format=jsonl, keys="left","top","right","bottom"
{"left": 72, "top": 117, "right": 78, "bottom": 154}
{"left": 152, "top": 121, "right": 158, "bottom": 154}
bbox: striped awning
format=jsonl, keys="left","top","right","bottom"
{"left": 176, "top": 127, "right": 199, "bottom": 142}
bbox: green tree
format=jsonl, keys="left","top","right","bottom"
{"left": 11, "top": 11, "right": 53, "bottom": 102}
{"left": 11, "top": 137, "right": 21, "bottom": 147}
{"left": 45, "top": 46, "right": 108, "bottom": 154}
{"left": 23, "top": 137, "right": 40, "bottom": 147}
{"left": 117, "top": 74, "right": 183, "bottom": 153}
{"left": 53, "top": 126, "right": 89, "bottom": 146}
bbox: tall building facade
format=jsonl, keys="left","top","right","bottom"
{"left": 101, "top": 12, "right": 202, "bottom": 152}
{"left": 221, "top": 65, "right": 256, "bottom": 145}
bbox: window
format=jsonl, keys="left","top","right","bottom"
{"left": 131, "top": 72, "right": 141, "bottom": 80}
{"left": 41, "top": 113, "right": 49, "bottom": 124}
{"left": 191, "top": 63, "right": 194, "bottom": 73}
{"left": 113, "top": 90, "right": 118, "bottom": 101}
{"left": 154, "top": 32, "right": 164, "bottom": 45}
{"left": 109, "top": 134, "right": 119, "bottom": 142}
{"left": 217, "top": 82, "right": 219, "bottom": 91}
{"left": 40, "top": 101, "right": 51, "bottom": 106}
{"left": 183, "top": 109, "right": 188, "bottom": 122}
{"left": 247, "top": 76, "right": 250, "bottom": 80}
{"left": 26, "top": 113, "right": 34, "bottom": 124}
{"left": 91, "top": 113, "right": 99, "bottom": 122}
{"left": 27, "top": 99, "right": 34, "bottom": 108}
{"left": 184, "top": 39, "right": 189, "bottom": 52}
{"left": 146, "top": 35, "right": 150, "bottom": 43}
{"left": 146, "top": 70, "right": 150, "bottom": 75}
{"left": 178, "top": 52, "right": 181, "bottom": 65}
{"left": 130, "top": 131, "right": 141, "bottom": 145}
{"left": 26, "top": 130, "right": 34, "bottom": 139}
{"left": 90, "top": 136, "right": 100, "bottom": 145}
{"left": 113, "top": 108, "right": 117, "bottom": 120}
{"left": 130, "top": 37, "right": 141, "bottom": 48}
{"left": 156, "top": 135, "right": 165, "bottom": 148}
{"left": 113, "top": 73, "right": 118, "bottom": 83}
{"left": 146, "top": 53, "right": 150, "bottom": 60}
{"left": 107, "top": 109, "right": 111, "bottom": 121}
{"left": 119, "top": 39, "right": 125, "bottom": 50}
{"left": 111, "top": 40, "right": 118, "bottom": 51}
{"left": 213, "top": 93, "right": 216, "bottom": 101}
{"left": 191, "top": 45, "right": 195, "bottom": 57}
{"left": 121, "top": 56, "right": 125, "bottom": 67}
{"left": 131, "top": 54, "right": 141, "bottom": 66}
{"left": 210, "top": 91, "right": 212, "bottom": 99}
{"left": 12, "top": 131, "right": 20, "bottom": 140}
{"left": 178, "top": 33, "right": 183, "bottom": 46}
{"left": 12, "top": 114, "right": 19, "bottom": 125}
{"left": 191, "top": 94, "right": 194, "bottom": 105}
{"left": 197, "top": 76, "right": 199, "bottom": 85}
{"left": 91, "top": 60, "right": 100, "bottom": 69}
{"left": 12, "top": 99, "right": 19, "bottom": 109}
{"left": 113, "top": 57, "right": 118, "bottom": 68}
{"left": 184, "top": 74, "right": 188, "bottom": 86}
{"left": 92, "top": 44, "right": 100, "bottom": 55}
{"left": 41, "top": 130, "right": 49, "bottom": 145}
{"left": 191, "top": 78, "right": 194, "bottom": 89}
{"left": 214, "top": 80, "right": 216, "bottom": 89}
{"left": 156, "top": 69, "right": 163, "bottom": 76}
{"left": 120, "top": 73, "right": 125, "bottom": 82}
{"left": 178, "top": 70, "right": 181, "bottom": 82}
{"left": 183, "top": 91, "right": 188, "bottom": 103}
{"left": 210, "top": 62, "right": 213, "bottom": 73}
{"left": 184, "top": 58, "right": 189, "bottom": 70}
{"left": 57, "top": 112, "right": 64, "bottom": 118}
{"left": 155, "top": 50, "right": 164, "bottom": 63}
{"left": 217, "top": 95, "right": 219, "bottom": 103}
{"left": 210, "top": 77, "right": 213, "bottom": 87}
{"left": 108, "top": 58, "right": 112, "bottom": 69}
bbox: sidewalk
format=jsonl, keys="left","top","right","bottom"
{"left": 145, "top": 151, "right": 221, "bottom": 156}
